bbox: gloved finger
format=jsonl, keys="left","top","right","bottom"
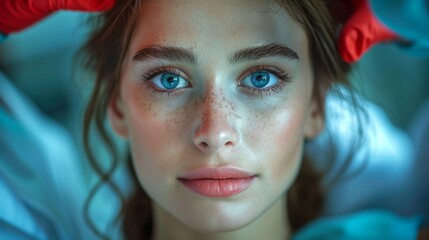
{"left": 34, "top": 0, "right": 116, "bottom": 12}
{"left": 0, "top": 0, "right": 115, "bottom": 34}
{"left": 0, "top": 0, "right": 48, "bottom": 34}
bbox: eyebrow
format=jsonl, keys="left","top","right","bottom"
{"left": 133, "top": 45, "right": 197, "bottom": 64}
{"left": 132, "top": 43, "right": 299, "bottom": 64}
{"left": 229, "top": 43, "right": 299, "bottom": 64}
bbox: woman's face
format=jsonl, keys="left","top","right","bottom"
{"left": 110, "top": 0, "right": 322, "bottom": 233}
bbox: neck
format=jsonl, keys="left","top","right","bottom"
{"left": 151, "top": 194, "right": 291, "bottom": 240}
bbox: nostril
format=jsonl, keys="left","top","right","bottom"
{"left": 199, "top": 142, "right": 209, "bottom": 148}
{"left": 193, "top": 127, "right": 239, "bottom": 152}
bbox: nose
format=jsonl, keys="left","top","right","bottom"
{"left": 192, "top": 89, "right": 240, "bottom": 153}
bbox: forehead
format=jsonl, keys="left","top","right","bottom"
{"left": 129, "top": 0, "right": 307, "bottom": 59}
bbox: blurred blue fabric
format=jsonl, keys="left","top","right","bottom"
{"left": 307, "top": 88, "right": 424, "bottom": 217}
{"left": 0, "top": 70, "right": 129, "bottom": 239}
{"left": 409, "top": 95, "right": 429, "bottom": 218}
{"left": 0, "top": 71, "right": 88, "bottom": 239}
{"left": 293, "top": 210, "right": 422, "bottom": 240}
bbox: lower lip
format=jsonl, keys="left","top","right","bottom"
{"left": 178, "top": 177, "right": 255, "bottom": 198}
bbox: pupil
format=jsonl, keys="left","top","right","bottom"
{"left": 161, "top": 73, "right": 179, "bottom": 89}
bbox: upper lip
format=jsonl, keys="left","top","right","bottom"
{"left": 178, "top": 166, "right": 257, "bottom": 180}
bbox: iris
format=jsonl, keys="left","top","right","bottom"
{"left": 250, "top": 72, "right": 270, "bottom": 88}
{"left": 160, "top": 73, "right": 180, "bottom": 89}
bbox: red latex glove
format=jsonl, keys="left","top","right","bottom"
{"left": 0, "top": 0, "right": 115, "bottom": 34}
{"left": 336, "top": 0, "right": 400, "bottom": 63}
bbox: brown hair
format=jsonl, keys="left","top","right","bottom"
{"left": 80, "top": 0, "right": 352, "bottom": 239}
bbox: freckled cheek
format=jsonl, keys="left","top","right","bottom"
{"left": 247, "top": 109, "right": 305, "bottom": 184}
{"left": 123, "top": 94, "right": 187, "bottom": 184}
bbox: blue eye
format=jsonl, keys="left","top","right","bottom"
{"left": 241, "top": 71, "right": 278, "bottom": 89}
{"left": 151, "top": 72, "right": 189, "bottom": 90}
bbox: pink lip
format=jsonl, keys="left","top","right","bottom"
{"left": 178, "top": 167, "right": 257, "bottom": 198}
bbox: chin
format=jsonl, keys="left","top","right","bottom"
{"left": 185, "top": 218, "right": 254, "bottom": 234}
{"left": 176, "top": 203, "right": 260, "bottom": 233}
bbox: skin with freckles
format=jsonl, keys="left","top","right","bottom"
{"left": 108, "top": 0, "right": 324, "bottom": 239}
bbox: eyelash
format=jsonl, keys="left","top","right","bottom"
{"left": 239, "top": 66, "right": 291, "bottom": 97}
{"left": 140, "top": 65, "right": 291, "bottom": 97}
{"left": 141, "top": 66, "right": 181, "bottom": 81}
{"left": 140, "top": 66, "right": 189, "bottom": 96}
